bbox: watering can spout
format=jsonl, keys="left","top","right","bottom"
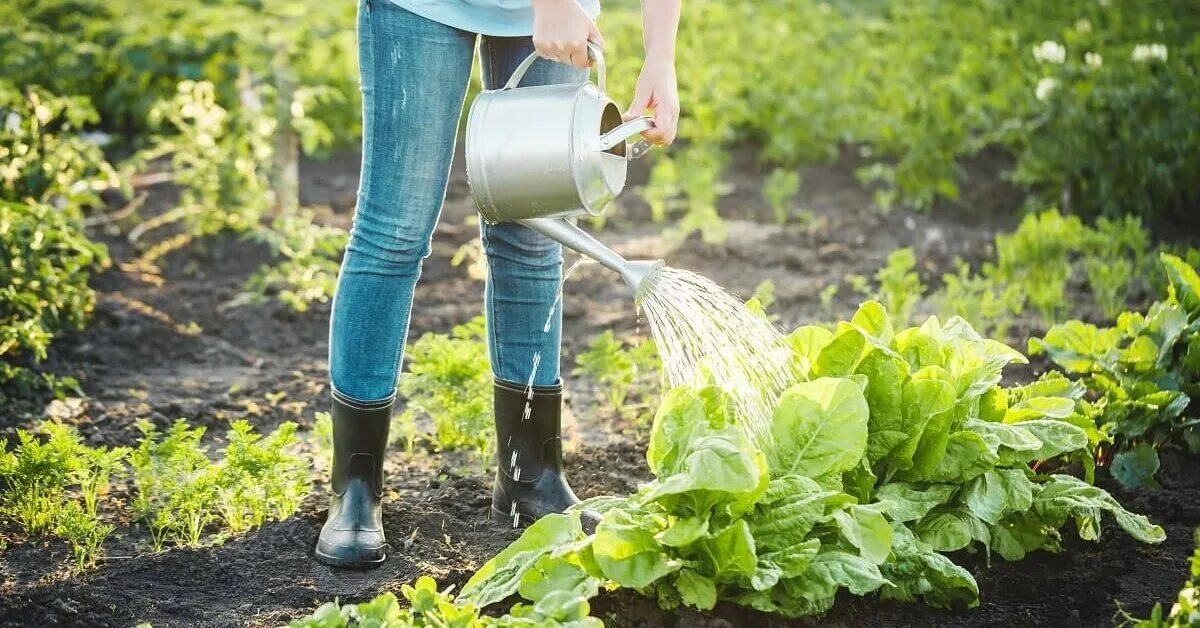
{"left": 519, "top": 217, "right": 663, "bottom": 299}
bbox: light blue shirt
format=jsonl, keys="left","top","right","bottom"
{"left": 387, "top": 0, "right": 601, "bottom": 37}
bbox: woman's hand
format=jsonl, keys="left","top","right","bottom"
{"left": 626, "top": 59, "right": 679, "bottom": 145}
{"left": 531, "top": 0, "right": 604, "bottom": 70}
{"left": 626, "top": 0, "right": 681, "bottom": 145}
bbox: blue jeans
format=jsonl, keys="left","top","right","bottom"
{"left": 329, "top": 0, "right": 586, "bottom": 407}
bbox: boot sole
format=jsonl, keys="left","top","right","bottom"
{"left": 314, "top": 544, "right": 389, "bottom": 569}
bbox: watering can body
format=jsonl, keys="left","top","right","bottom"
{"left": 465, "top": 44, "right": 652, "bottom": 223}
{"left": 464, "top": 44, "right": 661, "bottom": 295}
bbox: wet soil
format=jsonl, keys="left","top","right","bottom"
{"left": 0, "top": 148, "right": 1197, "bottom": 627}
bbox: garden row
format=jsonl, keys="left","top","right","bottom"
{"left": 283, "top": 251, "right": 1200, "bottom": 626}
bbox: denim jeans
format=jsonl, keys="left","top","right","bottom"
{"left": 328, "top": 0, "right": 587, "bottom": 407}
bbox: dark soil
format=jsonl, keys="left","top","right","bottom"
{"left": 1, "top": 147, "right": 1197, "bottom": 628}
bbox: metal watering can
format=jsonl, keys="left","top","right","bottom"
{"left": 465, "top": 43, "right": 663, "bottom": 295}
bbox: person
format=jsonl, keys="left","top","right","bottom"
{"left": 316, "top": 0, "right": 681, "bottom": 568}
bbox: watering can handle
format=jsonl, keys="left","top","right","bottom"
{"left": 595, "top": 117, "right": 652, "bottom": 157}
{"left": 504, "top": 41, "right": 606, "bottom": 93}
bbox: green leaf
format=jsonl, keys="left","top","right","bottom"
{"left": 787, "top": 326, "right": 835, "bottom": 365}
{"left": 697, "top": 519, "right": 757, "bottom": 581}
{"left": 1002, "top": 397, "right": 1076, "bottom": 423}
{"left": 812, "top": 325, "right": 869, "bottom": 378}
{"left": 966, "top": 419, "right": 1042, "bottom": 455}
{"left": 517, "top": 554, "right": 600, "bottom": 604}
{"left": 750, "top": 475, "right": 837, "bottom": 552}
{"left": 851, "top": 300, "right": 895, "bottom": 345}
{"left": 874, "top": 482, "right": 957, "bottom": 523}
{"left": 770, "top": 378, "right": 870, "bottom": 479}
{"left": 789, "top": 550, "right": 890, "bottom": 597}
{"left": 880, "top": 523, "right": 979, "bottom": 609}
{"left": 750, "top": 539, "right": 821, "bottom": 591}
{"left": 914, "top": 508, "right": 986, "bottom": 552}
{"left": 674, "top": 569, "right": 717, "bottom": 610}
{"left": 962, "top": 469, "right": 1034, "bottom": 525}
{"left": 1033, "top": 474, "right": 1165, "bottom": 544}
{"left": 656, "top": 515, "right": 710, "bottom": 548}
{"left": 592, "top": 507, "right": 680, "bottom": 589}
{"left": 904, "top": 431, "right": 998, "bottom": 484}
{"left": 832, "top": 504, "right": 894, "bottom": 564}
{"left": 856, "top": 350, "right": 910, "bottom": 464}
{"left": 1111, "top": 444, "right": 1161, "bottom": 490}
{"left": 1015, "top": 419, "right": 1089, "bottom": 461}
{"left": 887, "top": 370, "right": 956, "bottom": 472}
{"left": 459, "top": 513, "right": 586, "bottom": 607}
{"left": 1162, "top": 252, "right": 1200, "bottom": 316}
{"left": 1028, "top": 321, "right": 1120, "bottom": 374}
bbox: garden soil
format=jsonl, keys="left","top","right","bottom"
{"left": 1, "top": 148, "right": 1196, "bottom": 627}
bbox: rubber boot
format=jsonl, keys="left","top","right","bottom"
{"left": 315, "top": 394, "right": 391, "bottom": 568}
{"left": 491, "top": 378, "right": 599, "bottom": 532}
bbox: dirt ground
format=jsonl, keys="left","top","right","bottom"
{"left": 0, "top": 147, "right": 1197, "bottom": 628}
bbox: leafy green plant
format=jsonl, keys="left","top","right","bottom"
{"left": 215, "top": 420, "right": 310, "bottom": 534}
{"left": 993, "top": 209, "right": 1086, "bottom": 325}
{"left": 130, "top": 419, "right": 216, "bottom": 550}
{"left": 54, "top": 500, "right": 114, "bottom": 570}
{"left": 0, "top": 82, "right": 114, "bottom": 399}
{"left": 573, "top": 331, "right": 660, "bottom": 430}
{"left": 397, "top": 316, "right": 494, "bottom": 460}
{"left": 459, "top": 302, "right": 1163, "bottom": 620}
{"left": 1083, "top": 215, "right": 1152, "bottom": 319}
{"left": 135, "top": 80, "right": 274, "bottom": 239}
{"left": 1031, "top": 253, "right": 1200, "bottom": 489}
{"left": 131, "top": 418, "right": 309, "bottom": 549}
{"left": 0, "top": 421, "right": 128, "bottom": 570}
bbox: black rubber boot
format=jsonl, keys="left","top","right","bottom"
{"left": 315, "top": 394, "right": 391, "bottom": 568}
{"left": 491, "top": 378, "right": 599, "bottom": 532}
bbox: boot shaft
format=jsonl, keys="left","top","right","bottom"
{"left": 493, "top": 378, "right": 563, "bottom": 484}
{"left": 329, "top": 394, "right": 392, "bottom": 496}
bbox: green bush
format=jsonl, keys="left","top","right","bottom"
{"left": 0, "top": 0, "right": 359, "bottom": 153}
{"left": 1010, "top": 27, "right": 1200, "bottom": 220}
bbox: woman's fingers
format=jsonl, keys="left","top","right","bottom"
{"left": 567, "top": 41, "right": 590, "bottom": 69}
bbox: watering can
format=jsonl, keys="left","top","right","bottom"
{"left": 465, "top": 42, "right": 663, "bottom": 295}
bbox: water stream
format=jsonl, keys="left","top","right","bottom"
{"left": 634, "top": 266, "right": 794, "bottom": 451}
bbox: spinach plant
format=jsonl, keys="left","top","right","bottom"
{"left": 458, "top": 302, "right": 1163, "bottom": 620}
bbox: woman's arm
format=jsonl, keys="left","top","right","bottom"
{"left": 626, "top": 0, "right": 681, "bottom": 145}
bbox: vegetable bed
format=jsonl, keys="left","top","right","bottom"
{"left": 0, "top": 150, "right": 1197, "bottom": 627}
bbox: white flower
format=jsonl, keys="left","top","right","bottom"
{"left": 3, "top": 111, "right": 20, "bottom": 133}
{"left": 1085, "top": 52, "right": 1103, "bottom": 67}
{"left": 1132, "top": 43, "right": 1168, "bottom": 62}
{"left": 1075, "top": 19, "right": 1092, "bottom": 34}
{"left": 1033, "top": 40, "right": 1067, "bottom": 64}
{"left": 1036, "top": 77, "right": 1060, "bottom": 101}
